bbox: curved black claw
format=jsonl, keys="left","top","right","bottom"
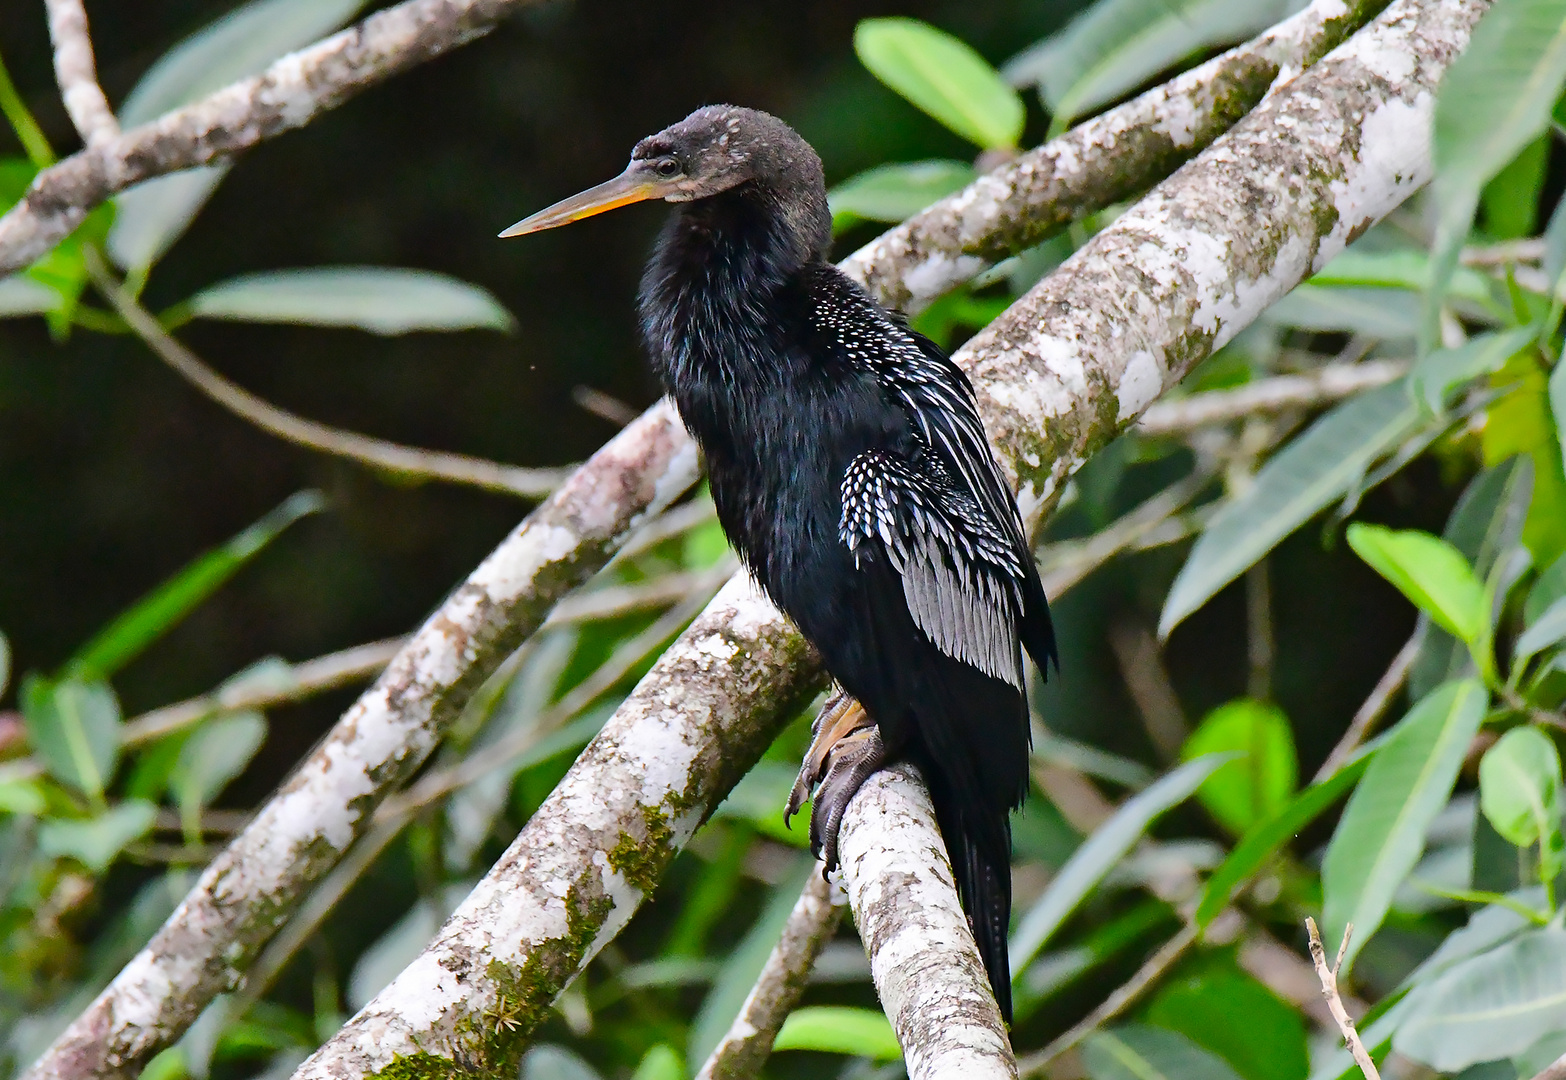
{"left": 784, "top": 689, "right": 890, "bottom": 870}
{"left": 809, "top": 725, "right": 888, "bottom": 871}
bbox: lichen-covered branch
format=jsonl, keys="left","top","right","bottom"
{"left": 291, "top": 576, "right": 823, "bottom": 1080}
{"left": 696, "top": 869, "right": 844, "bottom": 1080}
{"left": 20, "top": 1, "right": 1462, "bottom": 1076}
{"left": 837, "top": 766, "right": 1016, "bottom": 1080}
{"left": 17, "top": 402, "right": 701, "bottom": 1080}
{"left": 839, "top": 0, "right": 1391, "bottom": 312}
{"left": 0, "top": 0, "right": 552, "bottom": 272}
{"left": 43, "top": 0, "right": 118, "bottom": 148}
{"left": 292, "top": 2, "right": 1480, "bottom": 1073}
{"left": 965, "top": 0, "right": 1484, "bottom": 523}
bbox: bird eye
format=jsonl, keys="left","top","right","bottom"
{"left": 654, "top": 157, "right": 681, "bottom": 178}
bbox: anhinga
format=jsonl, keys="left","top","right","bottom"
{"left": 502, "top": 105, "right": 1055, "bottom": 1018}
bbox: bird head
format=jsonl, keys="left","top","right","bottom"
{"left": 500, "top": 105, "right": 823, "bottom": 237}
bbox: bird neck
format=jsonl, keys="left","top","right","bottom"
{"left": 639, "top": 180, "right": 830, "bottom": 392}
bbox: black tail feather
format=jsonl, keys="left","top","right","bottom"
{"left": 927, "top": 774, "right": 1013, "bottom": 1022}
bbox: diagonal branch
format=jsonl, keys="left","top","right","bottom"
{"left": 288, "top": 2, "right": 1484, "bottom": 1077}
{"left": 14, "top": 3, "right": 1400, "bottom": 1078}
{"left": 43, "top": 0, "right": 118, "bottom": 149}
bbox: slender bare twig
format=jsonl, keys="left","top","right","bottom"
{"left": 1247, "top": 561, "right": 1274, "bottom": 701}
{"left": 1108, "top": 622, "right": 1187, "bottom": 763}
{"left": 1462, "top": 238, "right": 1545, "bottom": 266}
{"left": 1313, "top": 632, "right": 1419, "bottom": 782}
{"left": 697, "top": 870, "right": 845, "bottom": 1080}
{"left": 1135, "top": 360, "right": 1410, "bottom": 435}
{"left": 1306, "top": 919, "right": 1381, "bottom": 1080}
{"left": 123, "top": 638, "right": 405, "bottom": 746}
{"left": 572, "top": 385, "right": 641, "bottom": 427}
{"left": 86, "top": 253, "right": 567, "bottom": 499}
{"left": 43, "top": 0, "right": 118, "bottom": 148}
{"left": 1017, "top": 922, "right": 1202, "bottom": 1077}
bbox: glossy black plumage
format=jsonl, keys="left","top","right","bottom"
{"left": 508, "top": 105, "right": 1056, "bottom": 1019}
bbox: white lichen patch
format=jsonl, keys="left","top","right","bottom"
{"left": 1116, "top": 350, "right": 1164, "bottom": 421}
{"left": 1325, "top": 94, "right": 1433, "bottom": 257}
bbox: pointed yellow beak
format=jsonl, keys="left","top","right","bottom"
{"left": 499, "top": 167, "right": 670, "bottom": 238}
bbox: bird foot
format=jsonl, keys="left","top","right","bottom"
{"left": 785, "top": 689, "right": 888, "bottom": 871}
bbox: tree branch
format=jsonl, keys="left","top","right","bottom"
{"left": 836, "top": 766, "right": 1017, "bottom": 1079}
{"left": 43, "top": 0, "right": 118, "bottom": 148}
{"left": 1134, "top": 360, "right": 1409, "bottom": 435}
{"left": 15, "top": 0, "right": 1435, "bottom": 1075}
{"left": 89, "top": 255, "right": 567, "bottom": 499}
{"left": 696, "top": 869, "right": 844, "bottom": 1080}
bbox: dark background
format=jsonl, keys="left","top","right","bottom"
{"left": 0, "top": 0, "right": 1433, "bottom": 796}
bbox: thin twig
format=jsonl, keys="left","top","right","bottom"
{"left": 1017, "top": 922, "right": 1201, "bottom": 1077}
{"left": 1306, "top": 919, "right": 1381, "bottom": 1080}
{"left": 1462, "top": 238, "right": 1545, "bottom": 267}
{"left": 43, "top": 0, "right": 118, "bottom": 149}
{"left": 1313, "top": 632, "right": 1418, "bottom": 782}
{"left": 123, "top": 637, "right": 406, "bottom": 747}
{"left": 1108, "top": 622, "right": 1187, "bottom": 763}
{"left": 1247, "top": 560, "right": 1273, "bottom": 701}
{"left": 1135, "top": 361, "right": 1409, "bottom": 435}
{"left": 86, "top": 251, "right": 567, "bottom": 499}
{"left": 696, "top": 870, "right": 845, "bottom": 1080}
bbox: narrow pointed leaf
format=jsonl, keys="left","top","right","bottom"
{"left": 1010, "top": 753, "right": 1231, "bottom": 973}
{"left": 774, "top": 1007, "right": 901, "bottom": 1061}
{"left": 1516, "top": 596, "right": 1566, "bottom": 663}
{"left": 855, "top": 18, "right": 1024, "bottom": 149}
{"left": 1196, "top": 752, "right": 1371, "bottom": 929}
{"left": 1321, "top": 679, "right": 1488, "bottom": 973}
{"left": 188, "top": 268, "right": 516, "bottom": 335}
{"left": 1346, "top": 524, "right": 1487, "bottom": 643}
{"left": 1412, "top": 327, "right": 1537, "bottom": 411}
{"left": 21, "top": 678, "right": 122, "bottom": 801}
{"left": 108, "top": 165, "right": 229, "bottom": 274}
{"left": 1082, "top": 1025, "right": 1246, "bottom": 1080}
{"left": 38, "top": 800, "right": 158, "bottom": 872}
{"left": 1160, "top": 380, "right": 1420, "bottom": 636}
{"left": 67, "top": 491, "right": 325, "bottom": 681}
{"left": 1394, "top": 927, "right": 1566, "bottom": 1071}
{"left": 828, "top": 160, "right": 975, "bottom": 230}
{"left": 1262, "top": 285, "right": 1421, "bottom": 340}
{"left": 170, "top": 711, "right": 267, "bottom": 815}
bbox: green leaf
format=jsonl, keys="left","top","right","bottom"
{"left": 1478, "top": 727, "right": 1564, "bottom": 883}
{"left": 170, "top": 712, "right": 266, "bottom": 834}
{"left": 1393, "top": 926, "right": 1566, "bottom": 1071}
{"left": 1004, "top": 0, "right": 1289, "bottom": 129}
{"left": 1181, "top": 699, "right": 1297, "bottom": 837}
{"left": 1529, "top": 554, "right": 1566, "bottom": 624}
{"left": 774, "top": 1006, "right": 901, "bottom": 1061}
{"left": 1160, "top": 379, "right": 1421, "bottom": 636}
{"left": 187, "top": 268, "right": 516, "bottom": 335}
{"left": 1544, "top": 187, "right": 1566, "bottom": 290}
{"left": 1083, "top": 1025, "right": 1247, "bottom": 1080}
{"left": 629, "top": 1045, "right": 683, "bottom": 1080}
{"left": 827, "top": 160, "right": 975, "bottom": 231}
{"left": 0, "top": 777, "right": 47, "bottom": 816}
{"left": 38, "top": 799, "right": 157, "bottom": 871}
{"left": 1010, "top": 753, "right": 1232, "bottom": 973}
{"left": 108, "top": 166, "right": 228, "bottom": 275}
{"left": 119, "top": 0, "right": 371, "bottom": 126}
{"left": 1321, "top": 679, "right": 1489, "bottom": 974}
{"left": 1309, "top": 248, "right": 1499, "bottom": 310}
{"left": 520, "top": 1045, "right": 603, "bottom": 1080}
{"left": 0, "top": 274, "right": 61, "bottom": 317}
{"left": 1412, "top": 327, "right": 1537, "bottom": 412}
{"left": 67, "top": 491, "right": 324, "bottom": 681}
{"left": 1347, "top": 524, "right": 1487, "bottom": 643}
{"left": 1145, "top": 967, "right": 1309, "bottom": 1080}
{"left": 1196, "top": 752, "right": 1371, "bottom": 928}
{"left": 688, "top": 853, "right": 816, "bottom": 1067}
{"left": 1482, "top": 134, "right": 1550, "bottom": 239}
{"left": 1425, "top": 0, "right": 1566, "bottom": 350}
{"left": 854, "top": 19, "right": 1024, "bottom": 149}
{"left": 21, "top": 677, "right": 122, "bottom": 801}
{"left": 1517, "top": 596, "right": 1566, "bottom": 663}
{"left": 1262, "top": 285, "right": 1421, "bottom": 341}
{"left": 1550, "top": 352, "right": 1566, "bottom": 470}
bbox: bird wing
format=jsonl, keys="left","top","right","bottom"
{"left": 839, "top": 449, "right": 1027, "bottom": 690}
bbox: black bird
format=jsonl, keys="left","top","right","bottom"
{"left": 502, "top": 105, "right": 1055, "bottom": 1017}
